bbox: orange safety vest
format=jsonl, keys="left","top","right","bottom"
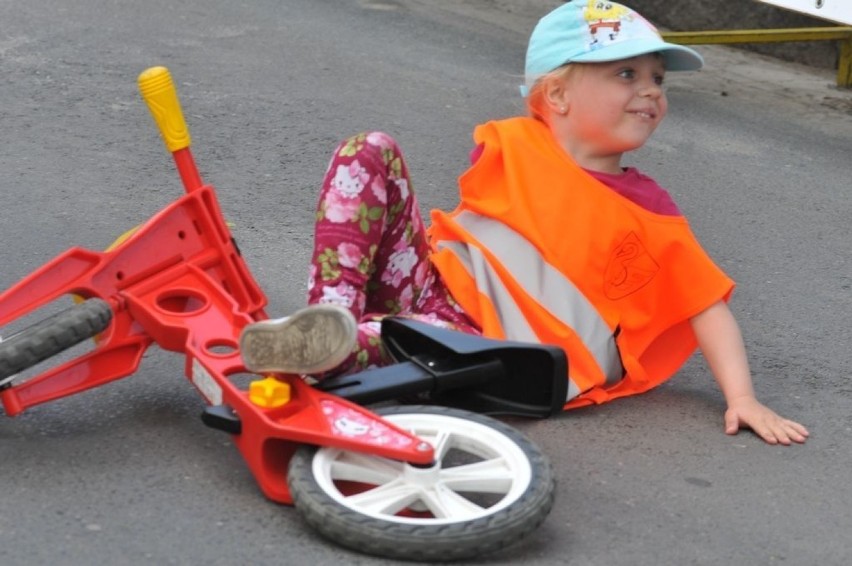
{"left": 428, "top": 117, "right": 734, "bottom": 409}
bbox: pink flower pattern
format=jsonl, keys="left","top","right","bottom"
{"left": 336, "top": 242, "right": 363, "bottom": 269}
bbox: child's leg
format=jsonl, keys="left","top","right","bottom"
{"left": 308, "top": 131, "right": 405, "bottom": 317}
{"left": 308, "top": 132, "right": 479, "bottom": 374}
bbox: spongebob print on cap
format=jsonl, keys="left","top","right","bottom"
{"left": 583, "top": 0, "right": 662, "bottom": 50}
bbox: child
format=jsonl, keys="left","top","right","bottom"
{"left": 240, "top": 0, "right": 808, "bottom": 445}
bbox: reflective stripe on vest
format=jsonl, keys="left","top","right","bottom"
{"left": 435, "top": 210, "right": 625, "bottom": 393}
{"left": 437, "top": 240, "right": 582, "bottom": 401}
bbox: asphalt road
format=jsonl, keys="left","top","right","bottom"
{"left": 1, "top": 1, "right": 851, "bottom": 565}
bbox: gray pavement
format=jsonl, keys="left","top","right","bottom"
{"left": 1, "top": 1, "right": 851, "bottom": 565}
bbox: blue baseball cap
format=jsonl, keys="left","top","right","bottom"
{"left": 523, "top": 0, "right": 704, "bottom": 95}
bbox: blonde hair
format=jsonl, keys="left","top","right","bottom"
{"left": 525, "top": 64, "right": 581, "bottom": 124}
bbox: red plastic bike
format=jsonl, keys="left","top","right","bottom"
{"left": 0, "top": 67, "right": 567, "bottom": 561}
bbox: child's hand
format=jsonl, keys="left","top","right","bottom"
{"left": 724, "top": 396, "right": 809, "bottom": 445}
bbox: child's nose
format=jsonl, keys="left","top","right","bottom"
{"left": 638, "top": 81, "right": 664, "bottom": 98}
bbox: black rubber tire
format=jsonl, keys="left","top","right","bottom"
{"left": 287, "top": 405, "right": 555, "bottom": 562}
{"left": 0, "top": 298, "right": 113, "bottom": 382}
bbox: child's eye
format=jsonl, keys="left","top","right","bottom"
{"left": 617, "top": 69, "right": 635, "bottom": 79}
{"left": 654, "top": 74, "right": 665, "bottom": 86}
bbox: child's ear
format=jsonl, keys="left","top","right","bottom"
{"left": 543, "top": 76, "right": 570, "bottom": 116}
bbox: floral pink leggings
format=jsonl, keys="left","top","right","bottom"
{"left": 307, "top": 132, "right": 480, "bottom": 375}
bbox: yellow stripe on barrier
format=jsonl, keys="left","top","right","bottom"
{"left": 662, "top": 27, "right": 852, "bottom": 87}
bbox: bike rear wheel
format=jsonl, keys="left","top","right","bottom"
{"left": 287, "top": 404, "right": 555, "bottom": 562}
{"left": 0, "top": 298, "right": 113, "bottom": 384}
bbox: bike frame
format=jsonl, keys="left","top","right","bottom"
{"left": 0, "top": 67, "right": 434, "bottom": 504}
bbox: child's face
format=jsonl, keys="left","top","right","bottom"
{"left": 560, "top": 54, "right": 668, "bottom": 159}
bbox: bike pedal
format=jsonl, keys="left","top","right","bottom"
{"left": 201, "top": 404, "right": 242, "bottom": 435}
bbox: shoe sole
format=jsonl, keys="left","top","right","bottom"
{"left": 239, "top": 304, "right": 358, "bottom": 375}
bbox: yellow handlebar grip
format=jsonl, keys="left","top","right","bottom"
{"left": 138, "top": 66, "right": 191, "bottom": 153}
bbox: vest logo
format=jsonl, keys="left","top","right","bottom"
{"left": 604, "top": 232, "right": 659, "bottom": 299}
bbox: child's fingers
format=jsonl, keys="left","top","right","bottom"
{"left": 755, "top": 424, "right": 780, "bottom": 445}
{"left": 759, "top": 417, "right": 808, "bottom": 445}
{"left": 780, "top": 419, "right": 809, "bottom": 443}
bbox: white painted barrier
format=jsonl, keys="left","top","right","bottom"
{"left": 757, "top": 0, "right": 852, "bottom": 25}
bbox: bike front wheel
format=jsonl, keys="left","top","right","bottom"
{"left": 287, "top": 404, "right": 555, "bottom": 562}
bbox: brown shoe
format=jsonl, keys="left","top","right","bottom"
{"left": 239, "top": 304, "right": 357, "bottom": 374}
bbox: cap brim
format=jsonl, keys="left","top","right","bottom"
{"left": 570, "top": 38, "right": 704, "bottom": 71}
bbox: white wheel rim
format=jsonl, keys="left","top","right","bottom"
{"left": 310, "top": 412, "right": 533, "bottom": 525}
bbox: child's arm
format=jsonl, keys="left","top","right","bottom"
{"left": 690, "top": 301, "right": 809, "bottom": 445}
